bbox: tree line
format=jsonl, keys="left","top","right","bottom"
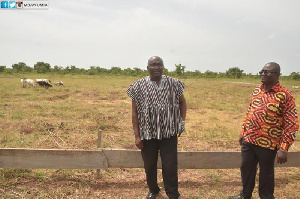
{"left": 0, "top": 62, "right": 299, "bottom": 80}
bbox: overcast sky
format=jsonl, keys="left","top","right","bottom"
{"left": 0, "top": 0, "right": 299, "bottom": 75}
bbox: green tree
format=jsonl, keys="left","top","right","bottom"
{"left": 124, "top": 68, "right": 134, "bottom": 76}
{"left": 34, "top": 62, "right": 51, "bottom": 73}
{"left": 133, "top": 67, "right": 145, "bottom": 76}
{"left": 69, "top": 65, "right": 80, "bottom": 74}
{"left": 194, "top": 70, "right": 202, "bottom": 77}
{"left": 163, "top": 68, "right": 169, "bottom": 76}
{"left": 12, "top": 62, "right": 31, "bottom": 72}
{"left": 203, "top": 70, "right": 218, "bottom": 78}
{"left": 96, "top": 67, "right": 108, "bottom": 74}
{"left": 88, "top": 66, "right": 108, "bottom": 75}
{"left": 110, "top": 66, "right": 122, "bottom": 75}
{"left": 175, "top": 64, "right": 186, "bottom": 76}
{"left": 0, "top": 65, "right": 6, "bottom": 73}
{"left": 290, "top": 72, "right": 300, "bottom": 80}
{"left": 226, "top": 67, "right": 244, "bottom": 78}
{"left": 52, "top": 65, "right": 64, "bottom": 73}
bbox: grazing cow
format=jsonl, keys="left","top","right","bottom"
{"left": 54, "top": 81, "right": 64, "bottom": 86}
{"left": 36, "top": 79, "right": 52, "bottom": 88}
{"left": 20, "top": 78, "right": 52, "bottom": 88}
{"left": 26, "top": 79, "right": 37, "bottom": 87}
{"left": 21, "top": 78, "right": 37, "bottom": 87}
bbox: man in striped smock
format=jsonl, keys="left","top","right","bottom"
{"left": 127, "top": 56, "right": 187, "bottom": 199}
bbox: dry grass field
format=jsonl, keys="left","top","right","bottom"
{"left": 0, "top": 75, "right": 299, "bottom": 198}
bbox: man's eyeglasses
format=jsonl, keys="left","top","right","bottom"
{"left": 259, "top": 70, "right": 278, "bottom": 75}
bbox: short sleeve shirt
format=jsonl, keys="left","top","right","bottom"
{"left": 127, "top": 75, "right": 185, "bottom": 140}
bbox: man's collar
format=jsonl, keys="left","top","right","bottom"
{"left": 260, "top": 81, "right": 281, "bottom": 92}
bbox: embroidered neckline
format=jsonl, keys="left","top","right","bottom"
{"left": 146, "top": 75, "right": 166, "bottom": 91}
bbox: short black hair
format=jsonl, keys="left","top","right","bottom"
{"left": 267, "top": 62, "right": 281, "bottom": 73}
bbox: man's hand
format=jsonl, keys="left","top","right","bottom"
{"left": 135, "top": 137, "right": 143, "bottom": 149}
{"left": 178, "top": 120, "right": 185, "bottom": 137}
{"left": 239, "top": 135, "right": 244, "bottom": 146}
{"left": 277, "top": 150, "right": 288, "bottom": 164}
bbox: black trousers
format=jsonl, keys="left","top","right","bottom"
{"left": 141, "top": 136, "right": 180, "bottom": 199}
{"left": 240, "top": 141, "right": 277, "bottom": 199}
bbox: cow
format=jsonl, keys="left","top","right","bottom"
{"left": 54, "top": 81, "right": 64, "bottom": 86}
{"left": 36, "top": 79, "right": 52, "bottom": 88}
{"left": 21, "top": 78, "right": 37, "bottom": 87}
{"left": 26, "top": 79, "right": 37, "bottom": 87}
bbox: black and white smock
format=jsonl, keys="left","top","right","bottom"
{"left": 127, "top": 75, "right": 185, "bottom": 140}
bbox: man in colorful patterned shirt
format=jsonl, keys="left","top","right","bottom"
{"left": 230, "top": 62, "right": 299, "bottom": 199}
{"left": 127, "top": 56, "right": 187, "bottom": 199}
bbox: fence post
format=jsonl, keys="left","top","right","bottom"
{"left": 97, "top": 129, "right": 102, "bottom": 178}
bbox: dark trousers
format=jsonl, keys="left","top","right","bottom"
{"left": 240, "top": 141, "right": 277, "bottom": 199}
{"left": 141, "top": 136, "right": 180, "bottom": 199}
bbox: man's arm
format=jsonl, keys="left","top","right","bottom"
{"left": 239, "top": 99, "right": 253, "bottom": 146}
{"left": 178, "top": 95, "right": 187, "bottom": 136}
{"left": 132, "top": 99, "right": 143, "bottom": 149}
{"left": 277, "top": 93, "right": 299, "bottom": 164}
{"left": 179, "top": 95, "right": 186, "bottom": 121}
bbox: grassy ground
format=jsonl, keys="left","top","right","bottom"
{"left": 0, "top": 75, "right": 299, "bottom": 198}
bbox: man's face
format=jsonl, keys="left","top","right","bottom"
{"left": 259, "top": 63, "right": 279, "bottom": 85}
{"left": 147, "top": 58, "right": 164, "bottom": 78}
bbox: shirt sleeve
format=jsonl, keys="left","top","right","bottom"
{"left": 126, "top": 83, "right": 136, "bottom": 101}
{"left": 177, "top": 80, "right": 185, "bottom": 98}
{"left": 240, "top": 96, "right": 253, "bottom": 136}
{"left": 280, "top": 92, "right": 299, "bottom": 151}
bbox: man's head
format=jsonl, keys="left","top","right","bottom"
{"left": 259, "top": 62, "right": 280, "bottom": 85}
{"left": 147, "top": 56, "right": 164, "bottom": 80}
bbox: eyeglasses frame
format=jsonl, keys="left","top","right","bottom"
{"left": 259, "top": 70, "right": 279, "bottom": 75}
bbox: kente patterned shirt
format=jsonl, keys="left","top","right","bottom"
{"left": 241, "top": 82, "right": 299, "bottom": 151}
{"left": 127, "top": 75, "right": 185, "bottom": 140}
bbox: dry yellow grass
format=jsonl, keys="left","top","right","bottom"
{"left": 0, "top": 75, "right": 299, "bottom": 198}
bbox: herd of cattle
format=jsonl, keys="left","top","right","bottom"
{"left": 21, "top": 78, "right": 64, "bottom": 88}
